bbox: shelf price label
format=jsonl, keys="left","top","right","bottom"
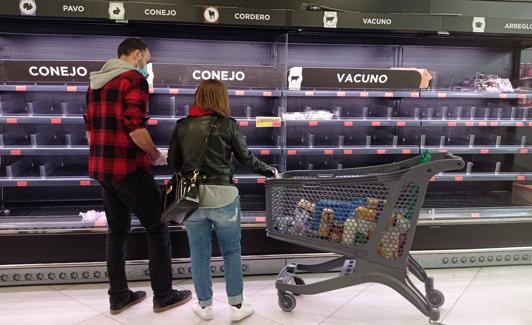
{"left": 410, "top": 92, "right": 420, "bottom": 98}
{"left": 377, "top": 149, "right": 387, "bottom": 154}
{"left": 309, "top": 121, "right": 319, "bottom": 127}
{"left": 239, "top": 121, "right": 249, "bottom": 127}
{"left": 447, "top": 121, "right": 457, "bottom": 127}
{"left": 344, "top": 121, "right": 353, "bottom": 127}
{"left": 454, "top": 176, "right": 464, "bottom": 182}
{"left": 402, "top": 149, "right": 412, "bottom": 154}
{"left": 256, "top": 116, "right": 281, "bottom": 128}
{"left": 66, "top": 86, "right": 78, "bottom": 92}
{"left": 520, "top": 148, "right": 529, "bottom": 154}
{"left": 466, "top": 122, "right": 475, "bottom": 127}
{"left": 336, "top": 91, "right": 346, "bottom": 97}
{"left": 287, "top": 150, "right": 297, "bottom": 155}
{"left": 15, "top": 85, "right": 27, "bottom": 92}
{"left": 478, "top": 122, "right": 488, "bottom": 127}
{"left": 262, "top": 91, "right": 273, "bottom": 97}
{"left": 147, "top": 119, "right": 159, "bottom": 125}
{"left": 10, "top": 149, "right": 22, "bottom": 156}
{"left": 437, "top": 92, "right": 448, "bottom": 98}
{"left": 371, "top": 121, "right": 381, "bottom": 127}
{"left": 6, "top": 118, "right": 18, "bottom": 124}
{"left": 169, "top": 88, "right": 179, "bottom": 95}
{"left": 235, "top": 90, "right": 246, "bottom": 96}
{"left": 260, "top": 150, "right": 270, "bottom": 155}
{"left": 80, "top": 180, "right": 92, "bottom": 186}
{"left": 255, "top": 216, "right": 267, "bottom": 223}
{"left": 16, "top": 181, "right": 28, "bottom": 187}
{"left": 397, "top": 121, "right": 406, "bottom": 127}
{"left": 384, "top": 92, "right": 394, "bottom": 98}
{"left": 343, "top": 149, "right": 353, "bottom": 155}
{"left": 324, "top": 149, "right": 334, "bottom": 155}
{"left": 51, "top": 118, "right": 62, "bottom": 124}
{"left": 480, "top": 149, "right": 490, "bottom": 154}
{"left": 517, "top": 176, "right": 526, "bottom": 181}
{"left": 257, "top": 178, "right": 266, "bottom": 184}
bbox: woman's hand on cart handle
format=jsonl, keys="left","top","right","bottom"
{"left": 273, "top": 168, "right": 281, "bottom": 179}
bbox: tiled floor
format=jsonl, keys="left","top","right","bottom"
{"left": 1, "top": 265, "right": 532, "bottom": 325}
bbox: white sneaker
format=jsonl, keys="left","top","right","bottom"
{"left": 230, "top": 302, "right": 254, "bottom": 322}
{"left": 192, "top": 302, "right": 214, "bottom": 321}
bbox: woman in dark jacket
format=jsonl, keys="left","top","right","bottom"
{"left": 168, "top": 79, "right": 277, "bottom": 322}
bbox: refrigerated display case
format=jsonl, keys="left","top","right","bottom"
{"left": 0, "top": 3, "right": 531, "bottom": 286}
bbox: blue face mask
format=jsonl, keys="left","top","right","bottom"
{"left": 137, "top": 65, "right": 149, "bottom": 78}
{"left": 136, "top": 57, "right": 149, "bottom": 78}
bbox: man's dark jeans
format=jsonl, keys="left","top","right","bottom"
{"left": 99, "top": 172, "right": 172, "bottom": 305}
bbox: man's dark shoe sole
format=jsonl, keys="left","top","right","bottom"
{"left": 153, "top": 291, "right": 192, "bottom": 313}
{"left": 110, "top": 292, "right": 147, "bottom": 315}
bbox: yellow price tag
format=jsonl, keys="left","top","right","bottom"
{"left": 256, "top": 116, "right": 282, "bottom": 128}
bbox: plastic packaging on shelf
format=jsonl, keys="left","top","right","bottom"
{"left": 79, "top": 210, "right": 107, "bottom": 227}
{"left": 456, "top": 73, "right": 515, "bottom": 93}
{"left": 282, "top": 110, "right": 335, "bottom": 120}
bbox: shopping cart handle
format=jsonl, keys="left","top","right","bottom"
{"left": 420, "top": 152, "right": 465, "bottom": 174}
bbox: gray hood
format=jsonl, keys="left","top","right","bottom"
{"left": 89, "top": 59, "right": 136, "bottom": 90}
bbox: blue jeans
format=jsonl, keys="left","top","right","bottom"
{"left": 184, "top": 197, "right": 243, "bottom": 308}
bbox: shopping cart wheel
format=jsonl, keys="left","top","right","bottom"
{"left": 278, "top": 291, "right": 296, "bottom": 312}
{"left": 429, "top": 307, "right": 440, "bottom": 322}
{"left": 427, "top": 289, "right": 445, "bottom": 308}
{"left": 291, "top": 276, "right": 305, "bottom": 296}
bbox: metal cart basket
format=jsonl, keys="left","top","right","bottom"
{"left": 265, "top": 153, "right": 464, "bottom": 322}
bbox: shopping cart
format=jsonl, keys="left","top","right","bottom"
{"left": 265, "top": 153, "right": 464, "bottom": 322}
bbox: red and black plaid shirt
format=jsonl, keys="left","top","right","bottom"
{"left": 85, "top": 70, "right": 152, "bottom": 183}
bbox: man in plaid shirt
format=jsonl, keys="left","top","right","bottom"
{"left": 85, "top": 38, "right": 191, "bottom": 314}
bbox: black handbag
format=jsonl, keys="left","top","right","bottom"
{"left": 161, "top": 118, "right": 219, "bottom": 224}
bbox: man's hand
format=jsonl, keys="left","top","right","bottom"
{"left": 129, "top": 128, "right": 160, "bottom": 160}
{"left": 86, "top": 131, "right": 91, "bottom": 146}
{"left": 152, "top": 149, "right": 168, "bottom": 166}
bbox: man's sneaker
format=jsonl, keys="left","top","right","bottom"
{"left": 230, "top": 302, "right": 254, "bottom": 322}
{"left": 110, "top": 290, "right": 147, "bottom": 315}
{"left": 192, "top": 302, "right": 214, "bottom": 321}
{"left": 153, "top": 289, "right": 192, "bottom": 313}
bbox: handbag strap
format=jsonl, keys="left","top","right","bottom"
{"left": 191, "top": 117, "right": 219, "bottom": 182}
